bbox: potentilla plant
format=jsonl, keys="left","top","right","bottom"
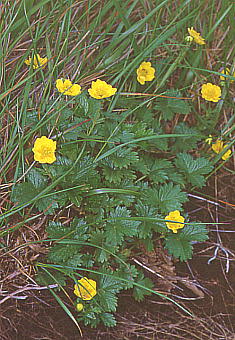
{"left": 10, "top": 66, "right": 216, "bottom": 326}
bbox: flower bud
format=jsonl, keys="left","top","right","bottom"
{"left": 76, "top": 303, "right": 84, "bottom": 312}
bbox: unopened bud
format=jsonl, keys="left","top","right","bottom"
{"left": 76, "top": 303, "right": 84, "bottom": 312}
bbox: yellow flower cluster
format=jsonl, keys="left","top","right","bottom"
{"left": 56, "top": 79, "right": 81, "bottom": 96}
{"left": 165, "top": 210, "right": 185, "bottom": 233}
{"left": 211, "top": 140, "right": 232, "bottom": 161}
{"left": 74, "top": 277, "right": 97, "bottom": 300}
{"left": 56, "top": 78, "right": 117, "bottom": 99}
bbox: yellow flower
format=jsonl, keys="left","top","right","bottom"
{"left": 24, "top": 54, "right": 48, "bottom": 69}
{"left": 136, "top": 61, "right": 155, "bottom": 85}
{"left": 56, "top": 79, "right": 81, "bottom": 96}
{"left": 165, "top": 210, "right": 185, "bottom": 234}
{"left": 187, "top": 27, "right": 206, "bottom": 45}
{"left": 74, "top": 277, "right": 97, "bottom": 301}
{"left": 32, "top": 136, "right": 56, "bottom": 164}
{"left": 88, "top": 79, "right": 117, "bottom": 99}
{"left": 219, "top": 68, "right": 235, "bottom": 83}
{"left": 211, "top": 140, "right": 232, "bottom": 161}
{"left": 201, "top": 83, "right": 221, "bottom": 102}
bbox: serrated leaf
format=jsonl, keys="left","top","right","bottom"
{"left": 89, "top": 230, "right": 117, "bottom": 262}
{"left": 35, "top": 270, "right": 66, "bottom": 287}
{"left": 99, "top": 274, "right": 123, "bottom": 293}
{"left": 75, "top": 92, "right": 89, "bottom": 114}
{"left": 145, "top": 183, "right": 188, "bottom": 213}
{"left": 175, "top": 153, "right": 213, "bottom": 188}
{"left": 180, "top": 223, "right": 208, "bottom": 242}
{"left": 46, "top": 221, "right": 71, "bottom": 238}
{"left": 155, "top": 90, "right": 191, "bottom": 120}
{"left": 98, "top": 290, "right": 118, "bottom": 312}
{"left": 47, "top": 244, "right": 80, "bottom": 263}
{"left": 100, "top": 313, "right": 116, "bottom": 327}
{"left": 88, "top": 97, "right": 101, "bottom": 117}
{"left": 26, "top": 168, "right": 48, "bottom": 188}
{"left": 67, "top": 254, "right": 83, "bottom": 267}
{"left": 11, "top": 182, "right": 37, "bottom": 205}
{"left": 135, "top": 201, "right": 166, "bottom": 238}
{"left": 133, "top": 274, "right": 154, "bottom": 302}
{"left": 103, "top": 166, "right": 136, "bottom": 184}
{"left": 36, "top": 195, "right": 59, "bottom": 215}
{"left": 105, "top": 206, "right": 141, "bottom": 246}
{"left": 110, "top": 147, "right": 139, "bottom": 168}
{"left": 140, "top": 156, "right": 172, "bottom": 184}
{"left": 114, "top": 265, "right": 139, "bottom": 290}
{"left": 172, "top": 123, "right": 201, "bottom": 152}
{"left": 164, "top": 235, "right": 193, "bottom": 261}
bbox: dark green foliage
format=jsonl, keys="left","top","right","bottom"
{"left": 12, "top": 90, "right": 211, "bottom": 328}
{"left": 11, "top": 181, "right": 58, "bottom": 215}
{"left": 164, "top": 223, "right": 208, "bottom": 261}
{"left": 36, "top": 270, "right": 67, "bottom": 287}
{"left": 175, "top": 153, "right": 213, "bottom": 188}
{"left": 154, "top": 90, "right": 191, "bottom": 120}
{"left": 172, "top": 123, "right": 202, "bottom": 152}
{"left": 144, "top": 183, "right": 188, "bottom": 213}
{"left": 105, "top": 206, "right": 141, "bottom": 246}
{"left": 133, "top": 272, "right": 154, "bottom": 302}
{"left": 164, "top": 236, "right": 193, "bottom": 261}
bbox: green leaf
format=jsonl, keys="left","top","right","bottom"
{"left": 89, "top": 231, "right": 116, "bottom": 263}
{"left": 164, "top": 235, "right": 193, "bottom": 261}
{"left": 11, "top": 182, "right": 37, "bottom": 205}
{"left": 180, "top": 223, "right": 208, "bottom": 242}
{"left": 114, "top": 265, "right": 139, "bottom": 290}
{"left": 172, "top": 123, "right": 201, "bottom": 152}
{"left": 154, "top": 90, "right": 191, "bottom": 120}
{"left": 175, "top": 153, "right": 213, "bottom": 188}
{"left": 105, "top": 206, "right": 141, "bottom": 246}
{"left": 109, "top": 147, "right": 139, "bottom": 169}
{"left": 46, "top": 221, "right": 71, "bottom": 239}
{"left": 100, "top": 313, "right": 116, "bottom": 327}
{"left": 98, "top": 290, "right": 118, "bottom": 312}
{"left": 47, "top": 244, "right": 80, "bottom": 263}
{"left": 135, "top": 201, "right": 166, "bottom": 238}
{"left": 145, "top": 183, "right": 188, "bottom": 214}
{"left": 75, "top": 92, "right": 89, "bottom": 115}
{"left": 140, "top": 156, "right": 172, "bottom": 184}
{"left": 36, "top": 194, "right": 59, "bottom": 215}
{"left": 35, "top": 270, "right": 66, "bottom": 287}
{"left": 133, "top": 273, "right": 154, "bottom": 302}
{"left": 102, "top": 166, "right": 136, "bottom": 184}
